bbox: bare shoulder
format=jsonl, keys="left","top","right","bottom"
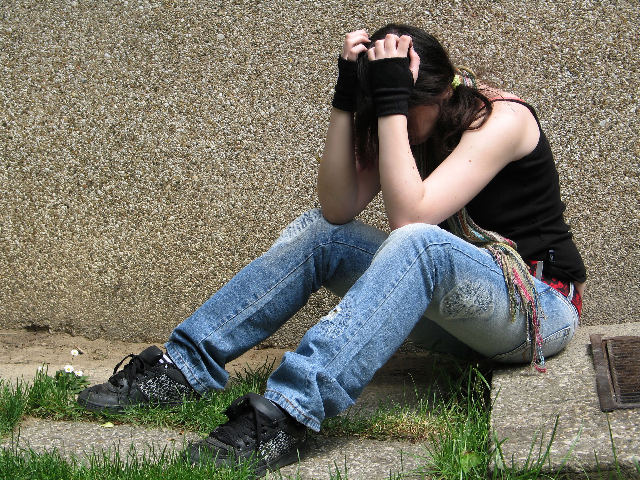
{"left": 480, "top": 86, "right": 536, "bottom": 122}
{"left": 473, "top": 88, "right": 540, "bottom": 158}
{"left": 486, "top": 99, "right": 534, "bottom": 129}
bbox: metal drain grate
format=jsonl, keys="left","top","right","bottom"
{"left": 591, "top": 334, "right": 640, "bottom": 412}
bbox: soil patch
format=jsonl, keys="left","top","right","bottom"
{"left": 0, "top": 328, "right": 286, "bottom": 385}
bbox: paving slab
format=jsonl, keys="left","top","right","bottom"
{"left": 491, "top": 322, "right": 640, "bottom": 479}
{"left": 1, "top": 416, "right": 200, "bottom": 461}
{"left": 1, "top": 417, "right": 427, "bottom": 479}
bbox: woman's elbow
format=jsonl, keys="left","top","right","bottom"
{"left": 320, "top": 208, "right": 353, "bottom": 225}
{"left": 388, "top": 214, "right": 441, "bottom": 231}
{"left": 389, "top": 219, "right": 415, "bottom": 231}
{"left": 317, "top": 193, "right": 356, "bottom": 225}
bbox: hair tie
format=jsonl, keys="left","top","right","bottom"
{"left": 452, "top": 66, "right": 477, "bottom": 89}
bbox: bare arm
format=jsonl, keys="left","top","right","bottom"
{"left": 317, "top": 109, "right": 380, "bottom": 224}
{"left": 364, "top": 34, "right": 540, "bottom": 230}
{"left": 317, "top": 30, "right": 381, "bottom": 224}
{"left": 377, "top": 101, "right": 539, "bottom": 229}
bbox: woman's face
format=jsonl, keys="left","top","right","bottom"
{"left": 407, "top": 103, "right": 440, "bottom": 145}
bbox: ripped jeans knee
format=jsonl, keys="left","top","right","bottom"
{"left": 272, "top": 208, "right": 327, "bottom": 246}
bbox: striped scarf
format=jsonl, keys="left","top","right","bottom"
{"left": 447, "top": 209, "right": 546, "bottom": 372}
{"left": 412, "top": 143, "right": 546, "bottom": 372}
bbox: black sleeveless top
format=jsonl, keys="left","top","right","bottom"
{"left": 413, "top": 98, "right": 586, "bottom": 283}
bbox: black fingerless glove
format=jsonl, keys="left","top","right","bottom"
{"left": 368, "top": 57, "right": 413, "bottom": 117}
{"left": 331, "top": 56, "right": 358, "bottom": 112}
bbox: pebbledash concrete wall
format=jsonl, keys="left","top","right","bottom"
{"left": 1, "top": 1, "right": 638, "bottom": 346}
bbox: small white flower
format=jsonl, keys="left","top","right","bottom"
{"left": 75, "top": 370, "right": 84, "bottom": 377}
{"left": 37, "top": 366, "right": 44, "bottom": 372}
{"left": 70, "top": 349, "right": 79, "bottom": 357}
{"left": 64, "top": 365, "right": 74, "bottom": 373}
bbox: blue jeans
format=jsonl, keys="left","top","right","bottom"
{"left": 166, "top": 209, "right": 578, "bottom": 431}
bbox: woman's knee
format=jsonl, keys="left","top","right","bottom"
{"left": 274, "top": 208, "right": 383, "bottom": 248}
{"left": 380, "top": 223, "right": 451, "bottom": 252}
{"left": 273, "top": 208, "right": 331, "bottom": 246}
{"left": 394, "top": 222, "right": 448, "bottom": 238}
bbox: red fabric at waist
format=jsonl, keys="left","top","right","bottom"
{"left": 527, "top": 260, "right": 582, "bottom": 316}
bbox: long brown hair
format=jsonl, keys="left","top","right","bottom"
{"left": 354, "top": 24, "right": 492, "bottom": 169}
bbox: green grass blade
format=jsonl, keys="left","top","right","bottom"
{"left": 0, "top": 379, "right": 29, "bottom": 436}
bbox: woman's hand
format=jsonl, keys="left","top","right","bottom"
{"left": 366, "top": 34, "right": 418, "bottom": 119}
{"left": 341, "top": 29, "right": 370, "bottom": 61}
{"left": 367, "top": 34, "right": 420, "bottom": 84}
{"left": 319, "top": 29, "right": 382, "bottom": 224}
{"left": 333, "top": 29, "right": 369, "bottom": 112}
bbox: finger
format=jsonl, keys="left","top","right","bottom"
{"left": 349, "top": 32, "right": 371, "bottom": 49}
{"left": 344, "top": 43, "right": 368, "bottom": 61}
{"left": 342, "top": 31, "right": 370, "bottom": 60}
{"left": 351, "top": 43, "right": 368, "bottom": 57}
{"left": 384, "top": 34, "right": 399, "bottom": 55}
{"left": 409, "top": 47, "right": 420, "bottom": 84}
{"left": 345, "top": 30, "right": 369, "bottom": 44}
{"left": 397, "top": 35, "right": 412, "bottom": 57}
{"left": 367, "top": 44, "right": 376, "bottom": 61}
{"left": 373, "top": 38, "right": 387, "bottom": 58}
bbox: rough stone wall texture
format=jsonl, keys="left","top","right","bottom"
{"left": 1, "top": 1, "right": 638, "bottom": 346}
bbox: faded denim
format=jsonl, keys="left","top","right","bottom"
{"left": 166, "top": 209, "right": 578, "bottom": 431}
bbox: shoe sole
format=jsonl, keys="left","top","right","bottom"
{"left": 187, "top": 443, "right": 305, "bottom": 477}
{"left": 77, "top": 397, "right": 186, "bottom": 413}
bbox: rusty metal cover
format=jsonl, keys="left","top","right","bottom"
{"left": 590, "top": 334, "right": 640, "bottom": 412}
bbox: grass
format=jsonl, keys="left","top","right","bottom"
{"left": 1, "top": 358, "right": 448, "bottom": 441}
{"left": 0, "top": 443, "right": 258, "bottom": 480}
{"left": 1, "top": 360, "right": 638, "bottom": 479}
{"left": 0, "top": 443, "right": 410, "bottom": 480}
{"left": 419, "top": 368, "right": 571, "bottom": 479}
{"left": 0, "top": 379, "right": 29, "bottom": 437}
{"left": 0, "top": 361, "right": 275, "bottom": 437}
{"left": 321, "top": 372, "right": 453, "bottom": 442}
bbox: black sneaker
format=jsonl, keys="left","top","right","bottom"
{"left": 77, "top": 345, "right": 197, "bottom": 412}
{"left": 186, "top": 393, "right": 306, "bottom": 477}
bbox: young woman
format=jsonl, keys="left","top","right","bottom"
{"left": 77, "top": 24, "right": 586, "bottom": 476}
